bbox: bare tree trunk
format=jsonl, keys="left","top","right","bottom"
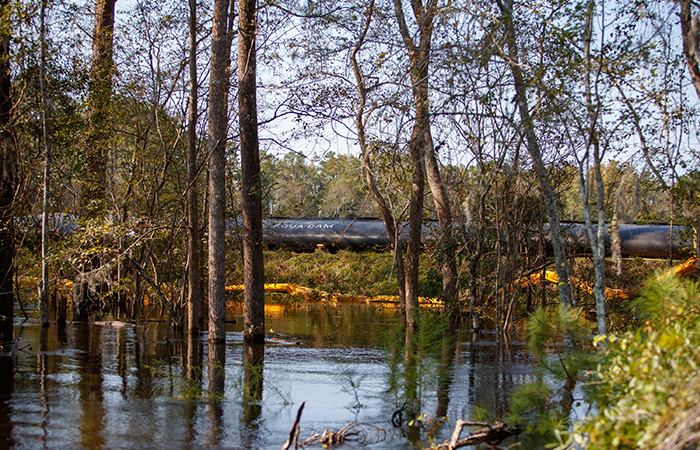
{"left": 84, "top": 0, "right": 115, "bottom": 216}
{"left": 207, "top": 0, "right": 231, "bottom": 346}
{"left": 497, "top": 0, "right": 574, "bottom": 307}
{"left": 0, "top": 0, "right": 14, "bottom": 342}
{"left": 239, "top": 0, "right": 265, "bottom": 344}
{"left": 186, "top": 0, "right": 202, "bottom": 336}
{"left": 39, "top": 0, "right": 51, "bottom": 328}
{"left": 350, "top": 0, "right": 407, "bottom": 312}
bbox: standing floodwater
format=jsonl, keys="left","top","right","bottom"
{"left": 0, "top": 303, "right": 535, "bottom": 449}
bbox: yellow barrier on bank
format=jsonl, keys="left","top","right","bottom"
{"left": 225, "top": 283, "right": 442, "bottom": 307}
{"left": 512, "top": 256, "right": 698, "bottom": 301}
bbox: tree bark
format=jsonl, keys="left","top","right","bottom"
{"left": 239, "top": 0, "right": 265, "bottom": 344}
{"left": 187, "top": 0, "right": 202, "bottom": 335}
{"left": 84, "top": 0, "right": 116, "bottom": 216}
{"left": 498, "top": 0, "right": 574, "bottom": 307}
{"left": 0, "top": 0, "right": 14, "bottom": 341}
{"left": 207, "top": 0, "right": 231, "bottom": 345}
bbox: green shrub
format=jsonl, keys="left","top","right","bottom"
{"left": 560, "top": 274, "right": 700, "bottom": 450}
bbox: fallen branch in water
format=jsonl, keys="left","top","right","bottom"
{"left": 301, "top": 422, "right": 385, "bottom": 447}
{"left": 429, "top": 420, "right": 520, "bottom": 450}
{"left": 281, "top": 402, "right": 305, "bottom": 450}
{"left": 281, "top": 401, "right": 386, "bottom": 449}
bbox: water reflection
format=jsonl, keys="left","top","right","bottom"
{"left": 75, "top": 320, "right": 106, "bottom": 450}
{"left": 242, "top": 341, "right": 264, "bottom": 425}
{"left": 434, "top": 331, "right": 456, "bottom": 422}
{"left": 3, "top": 303, "right": 535, "bottom": 449}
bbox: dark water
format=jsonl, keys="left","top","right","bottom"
{"left": 0, "top": 303, "right": 537, "bottom": 449}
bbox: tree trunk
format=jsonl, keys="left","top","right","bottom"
{"left": 39, "top": 0, "right": 51, "bottom": 328}
{"left": 207, "top": 0, "right": 231, "bottom": 345}
{"left": 239, "top": 0, "right": 265, "bottom": 344}
{"left": 84, "top": 0, "right": 116, "bottom": 216}
{"left": 186, "top": 0, "right": 202, "bottom": 335}
{"left": 0, "top": 0, "right": 14, "bottom": 342}
{"left": 498, "top": 0, "right": 574, "bottom": 307}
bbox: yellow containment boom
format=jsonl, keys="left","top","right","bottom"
{"left": 513, "top": 256, "right": 698, "bottom": 301}
{"left": 225, "top": 283, "right": 442, "bottom": 306}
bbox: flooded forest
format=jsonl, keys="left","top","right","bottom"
{"left": 1, "top": 0, "right": 700, "bottom": 449}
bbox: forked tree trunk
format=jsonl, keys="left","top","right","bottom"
{"left": 393, "top": 0, "right": 459, "bottom": 323}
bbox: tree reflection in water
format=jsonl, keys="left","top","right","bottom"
{"left": 0, "top": 303, "right": 535, "bottom": 449}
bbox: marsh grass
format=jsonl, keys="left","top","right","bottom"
{"left": 227, "top": 249, "right": 441, "bottom": 299}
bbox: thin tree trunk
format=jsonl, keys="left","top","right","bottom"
{"left": 39, "top": 0, "right": 51, "bottom": 328}
{"left": 239, "top": 0, "right": 265, "bottom": 344}
{"left": 186, "top": 0, "right": 202, "bottom": 335}
{"left": 350, "top": 0, "right": 407, "bottom": 312}
{"left": 207, "top": 0, "right": 231, "bottom": 345}
{"left": 582, "top": 0, "right": 606, "bottom": 334}
{"left": 497, "top": 0, "right": 573, "bottom": 307}
{"left": 0, "top": 0, "right": 14, "bottom": 341}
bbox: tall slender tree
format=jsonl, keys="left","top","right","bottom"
{"left": 208, "top": 0, "right": 231, "bottom": 346}
{"left": 239, "top": 0, "right": 265, "bottom": 344}
{"left": 39, "top": 0, "right": 52, "bottom": 328}
{"left": 208, "top": 0, "right": 231, "bottom": 395}
{"left": 580, "top": 0, "right": 607, "bottom": 334}
{"left": 186, "top": 0, "right": 202, "bottom": 335}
